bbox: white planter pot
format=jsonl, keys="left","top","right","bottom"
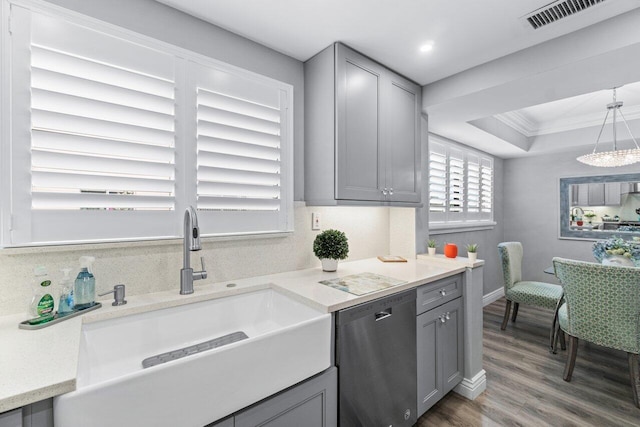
{"left": 428, "top": 247, "right": 436, "bottom": 256}
{"left": 321, "top": 258, "right": 338, "bottom": 272}
{"left": 602, "top": 255, "right": 634, "bottom": 267}
{"left": 468, "top": 252, "right": 477, "bottom": 263}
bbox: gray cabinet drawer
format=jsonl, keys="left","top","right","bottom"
{"left": 416, "top": 274, "right": 462, "bottom": 315}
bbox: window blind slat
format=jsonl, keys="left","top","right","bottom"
{"left": 32, "top": 192, "right": 174, "bottom": 210}
{"left": 197, "top": 182, "right": 280, "bottom": 199}
{"left": 32, "top": 88, "right": 174, "bottom": 132}
{"left": 32, "top": 110, "right": 174, "bottom": 146}
{"left": 198, "top": 104, "right": 280, "bottom": 136}
{"left": 198, "top": 135, "right": 280, "bottom": 161}
{"left": 32, "top": 67, "right": 174, "bottom": 114}
{"left": 32, "top": 150, "right": 174, "bottom": 179}
{"left": 198, "top": 196, "right": 280, "bottom": 211}
{"left": 31, "top": 45, "right": 173, "bottom": 98}
{"left": 198, "top": 151, "right": 280, "bottom": 175}
{"left": 198, "top": 121, "right": 280, "bottom": 149}
{"left": 198, "top": 89, "right": 280, "bottom": 122}
{"left": 32, "top": 130, "right": 174, "bottom": 162}
{"left": 197, "top": 166, "right": 280, "bottom": 187}
{"left": 32, "top": 171, "right": 174, "bottom": 194}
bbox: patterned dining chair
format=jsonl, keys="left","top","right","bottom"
{"left": 497, "top": 242, "right": 564, "bottom": 345}
{"left": 552, "top": 257, "right": 640, "bottom": 408}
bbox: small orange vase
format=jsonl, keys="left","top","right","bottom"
{"left": 444, "top": 243, "right": 458, "bottom": 258}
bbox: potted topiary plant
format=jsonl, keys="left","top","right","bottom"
{"left": 466, "top": 243, "right": 478, "bottom": 262}
{"left": 313, "top": 229, "right": 349, "bottom": 272}
{"left": 427, "top": 239, "right": 437, "bottom": 256}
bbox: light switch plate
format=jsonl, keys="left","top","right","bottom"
{"left": 312, "top": 212, "right": 321, "bottom": 230}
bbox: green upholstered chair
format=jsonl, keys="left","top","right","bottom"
{"left": 552, "top": 257, "right": 640, "bottom": 408}
{"left": 497, "top": 242, "right": 564, "bottom": 343}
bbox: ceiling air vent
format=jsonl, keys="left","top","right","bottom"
{"left": 523, "top": 0, "right": 607, "bottom": 30}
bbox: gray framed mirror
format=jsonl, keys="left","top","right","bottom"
{"left": 559, "top": 173, "right": 640, "bottom": 240}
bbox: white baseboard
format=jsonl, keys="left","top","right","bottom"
{"left": 483, "top": 287, "right": 504, "bottom": 307}
{"left": 454, "top": 370, "right": 487, "bottom": 400}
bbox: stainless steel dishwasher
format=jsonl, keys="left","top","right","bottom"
{"left": 336, "top": 289, "right": 417, "bottom": 427}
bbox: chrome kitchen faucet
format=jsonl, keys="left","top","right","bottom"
{"left": 180, "top": 206, "right": 207, "bottom": 295}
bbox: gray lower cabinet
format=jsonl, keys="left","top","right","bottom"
{"left": 209, "top": 367, "right": 337, "bottom": 427}
{"left": 416, "top": 297, "right": 464, "bottom": 417}
{"left": 305, "top": 42, "right": 421, "bottom": 206}
{"left": 0, "top": 399, "right": 53, "bottom": 427}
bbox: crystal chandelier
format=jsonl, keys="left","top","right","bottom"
{"left": 576, "top": 88, "right": 640, "bottom": 167}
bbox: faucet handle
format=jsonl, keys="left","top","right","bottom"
{"left": 193, "top": 256, "right": 208, "bottom": 281}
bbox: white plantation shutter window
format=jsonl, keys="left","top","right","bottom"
{"left": 7, "top": 8, "right": 178, "bottom": 245}
{"left": 428, "top": 135, "right": 494, "bottom": 225}
{"left": 428, "top": 141, "right": 447, "bottom": 221}
{"left": 481, "top": 159, "right": 493, "bottom": 219}
{"left": 190, "top": 63, "right": 293, "bottom": 235}
{"left": 3, "top": 6, "right": 294, "bottom": 246}
{"left": 467, "top": 155, "right": 481, "bottom": 218}
{"left": 448, "top": 148, "right": 465, "bottom": 218}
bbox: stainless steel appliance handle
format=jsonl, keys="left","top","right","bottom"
{"left": 375, "top": 310, "right": 392, "bottom": 321}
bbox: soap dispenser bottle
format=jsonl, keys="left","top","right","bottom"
{"left": 58, "top": 268, "right": 74, "bottom": 315}
{"left": 29, "top": 266, "right": 55, "bottom": 318}
{"left": 74, "top": 256, "right": 96, "bottom": 310}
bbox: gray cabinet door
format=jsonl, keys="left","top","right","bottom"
{"left": 417, "top": 297, "right": 464, "bottom": 417}
{"left": 576, "top": 184, "right": 589, "bottom": 206}
{"left": 235, "top": 367, "right": 337, "bottom": 427}
{"left": 385, "top": 73, "right": 421, "bottom": 203}
{"left": 588, "top": 183, "right": 605, "bottom": 206}
{"left": 417, "top": 307, "right": 442, "bottom": 416}
{"left": 335, "top": 45, "right": 384, "bottom": 201}
{"left": 440, "top": 298, "right": 464, "bottom": 395}
{"left": 605, "top": 182, "right": 621, "bottom": 206}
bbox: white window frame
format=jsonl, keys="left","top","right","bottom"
{"left": 0, "top": 0, "right": 294, "bottom": 247}
{"left": 428, "top": 134, "right": 495, "bottom": 233}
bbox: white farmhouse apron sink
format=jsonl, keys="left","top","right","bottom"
{"left": 53, "top": 288, "right": 331, "bottom": 427}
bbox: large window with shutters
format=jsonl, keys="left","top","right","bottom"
{"left": 1, "top": 4, "right": 293, "bottom": 246}
{"left": 428, "top": 135, "right": 493, "bottom": 226}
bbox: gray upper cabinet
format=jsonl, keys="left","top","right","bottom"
{"left": 604, "top": 182, "right": 622, "bottom": 206}
{"left": 305, "top": 43, "right": 421, "bottom": 206}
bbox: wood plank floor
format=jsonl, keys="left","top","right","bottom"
{"left": 417, "top": 298, "right": 640, "bottom": 426}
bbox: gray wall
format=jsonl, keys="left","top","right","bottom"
{"left": 43, "top": 0, "right": 306, "bottom": 200}
{"left": 503, "top": 146, "right": 640, "bottom": 283}
{"left": 416, "top": 130, "right": 505, "bottom": 297}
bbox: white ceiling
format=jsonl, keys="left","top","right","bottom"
{"left": 154, "top": 0, "right": 640, "bottom": 158}
{"left": 154, "top": 0, "right": 640, "bottom": 86}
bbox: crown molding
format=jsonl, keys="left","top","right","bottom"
{"left": 494, "top": 104, "right": 640, "bottom": 137}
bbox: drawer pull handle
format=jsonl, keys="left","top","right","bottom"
{"left": 375, "top": 310, "right": 392, "bottom": 321}
{"left": 440, "top": 289, "right": 446, "bottom": 297}
{"left": 445, "top": 312, "right": 451, "bottom": 321}
{"left": 439, "top": 315, "right": 446, "bottom": 323}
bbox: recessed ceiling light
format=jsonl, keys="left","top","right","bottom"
{"left": 419, "top": 42, "right": 434, "bottom": 53}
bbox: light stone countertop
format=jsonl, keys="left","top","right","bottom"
{"left": 0, "top": 256, "right": 476, "bottom": 413}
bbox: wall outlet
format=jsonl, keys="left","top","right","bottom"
{"left": 312, "top": 212, "right": 321, "bottom": 230}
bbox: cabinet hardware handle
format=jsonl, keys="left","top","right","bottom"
{"left": 375, "top": 310, "right": 392, "bottom": 321}
{"left": 389, "top": 188, "right": 394, "bottom": 195}
{"left": 382, "top": 187, "right": 388, "bottom": 196}
{"left": 440, "top": 289, "right": 446, "bottom": 296}
{"left": 439, "top": 315, "right": 446, "bottom": 323}
{"left": 445, "top": 312, "right": 451, "bottom": 320}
